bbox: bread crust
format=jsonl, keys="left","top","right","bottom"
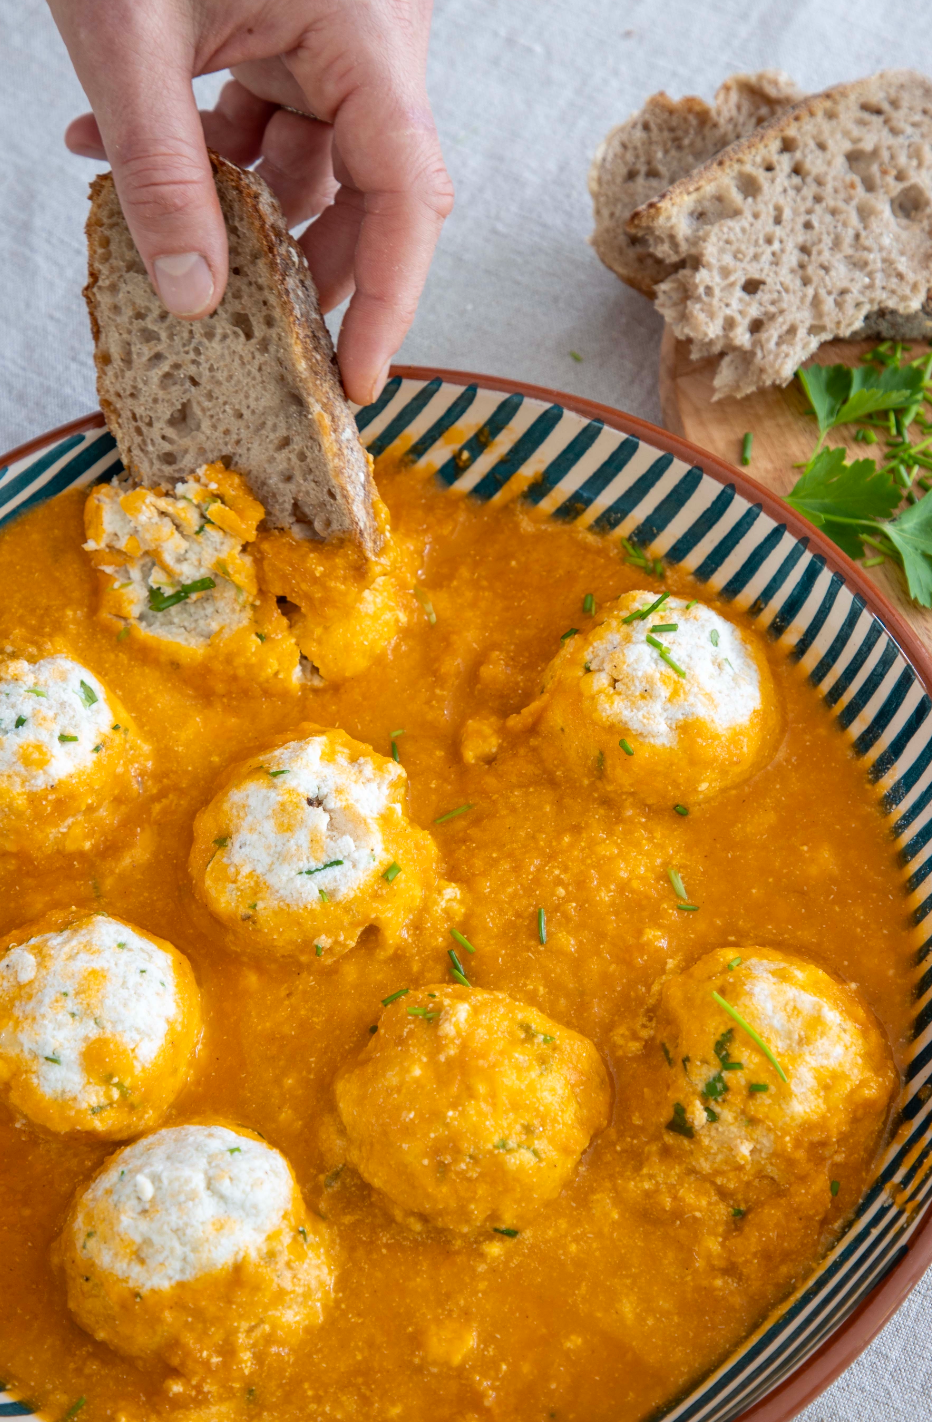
{"left": 84, "top": 153, "right": 380, "bottom": 555}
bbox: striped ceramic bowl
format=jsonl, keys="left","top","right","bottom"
{"left": 2, "top": 369, "right": 932, "bottom": 1422}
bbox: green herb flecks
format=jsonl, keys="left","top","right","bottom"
{"left": 619, "top": 738, "right": 634, "bottom": 756}
{"left": 831, "top": 1179, "right": 841, "bottom": 1196}
{"left": 301, "top": 859, "right": 344, "bottom": 875}
{"left": 741, "top": 432, "right": 754, "bottom": 466}
{"left": 77, "top": 680, "right": 98, "bottom": 708}
{"left": 493, "top": 1227, "right": 520, "bottom": 1237}
{"left": 711, "top": 990, "right": 788, "bottom": 1082}
{"left": 147, "top": 576, "right": 216, "bottom": 611}
{"left": 381, "top": 987, "right": 410, "bottom": 1006}
{"left": 383, "top": 861, "right": 401, "bottom": 883}
{"left": 661, "top": 1041, "right": 673, "bottom": 1067}
{"left": 623, "top": 591, "right": 670, "bottom": 624}
{"left": 390, "top": 728, "right": 405, "bottom": 763}
{"left": 434, "top": 803, "right": 474, "bottom": 824}
{"left": 537, "top": 907, "right": 547, "bottom": 945}
{"left": 213, "top": 836, "right": 229, "bottom": 848}
{"left": 61, "top": 1398, "right": 87, "bottom": 1422}
{"left": 44, "top": 1054, "right": 62, "bottom": 1065}
{"left": 667, "top": 867, "right": 688, "bottom": 900}
{"left": 450, "top": 927, "right": 476, "bottom": 954}
{"left": 414, "top": 586, "right": 437, "bottom": 624}
{"left": 674, "top": 804, "right": 688, "bottom": 816}
{"left": 315, "top": 943, "right": 323, "bottom": 957}
{"left": 14, "top": 714, "right": 26, "bottom": 728}
{"left": 666, "top": 1102, "right": 694, "bottom": 1139}
{"left": 25, "top": 688, "right": 47, "bottom": 697}
{"left": 408, "top": 1006, "right": 439, "bottom": 1021}
{"left": 749, "top": 1082, "right": 769, "bottom": 1093}
{"left": 448, "top": 947, "right": 470, "bottom": 987}
{"left": 685, "top": 599, "right": 698, "bottom": 609}
{"left": 583, "top": 593, "right": 595, "bottom": 614}
{"left": 268, "top": 768, "right": 289, "bottom": 778}
{"left": 561, "top": 627, "right": 578, "bottom": 642}
{"left": 646, "top": 634, "right": 686, "bottom": 678}
{"left": 651, "top": 622, "right": 678, "bottom": 634}
{"left": 727, "top": 956, "right": 742, "bottom": 970}
{"left": 732, "top": 1206, "right": 746, "bottom": 1218}
{"left": 58, "top": 733, "right": 78, "bottom": 743}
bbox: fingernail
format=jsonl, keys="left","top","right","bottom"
{"left": 369, "top": 359, "right": 393, "bottom": 404}
{"left": 153, "top": 253, "right": 214, "bottom": 317}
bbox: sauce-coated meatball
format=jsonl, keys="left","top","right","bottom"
{"left": 335, "top": 985, "right": 611, "bottom": 1232}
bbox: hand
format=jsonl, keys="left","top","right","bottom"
{"left": 47, "top": 0, "right": 454, "bottom": 405}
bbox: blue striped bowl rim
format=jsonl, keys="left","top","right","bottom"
{"left": 2, "top": 368, "right": 932, "bottom": 1422}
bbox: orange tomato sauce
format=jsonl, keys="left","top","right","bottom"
{"left": 0, "top": 460, "right": 915, "bottom": 1422}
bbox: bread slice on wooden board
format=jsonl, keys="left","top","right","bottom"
{"left": 85, "top": 154, "right": 380, "bottom": 554}
{"left": 589, "top": 71, "right": 803, "bottom": 299}
{"left": 626, "top": 70, "right": 932, "bottom": 400}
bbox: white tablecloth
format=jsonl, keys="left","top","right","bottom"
{"left": 2, "top": 1, "right": 932, "bottom": 1415}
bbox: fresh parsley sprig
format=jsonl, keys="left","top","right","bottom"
{"left": 788, "top": 345, "right": 932, "bottom": 606}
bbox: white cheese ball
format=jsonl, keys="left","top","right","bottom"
{"left": 59, "top": 1123, "right": 333, "bottom": 1380}
{"left": 0, "top": 655, "right": 147, "bottom": 855}
{"left": 190, "top": 724, "right": 440, "bottom": 960}
{"left": 527, "top": 592, "right": 779, "bottom": 804}
{"left": 651, "top": 947, "right": 897, "bottom": 1205}
{"left": 0, "top": 912, "right": 200, "bottom": 1136}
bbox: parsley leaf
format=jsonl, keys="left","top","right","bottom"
{"left": 786, "top": 448, "right": 901, "bottom": 559}
{"left": 799, "top": 361, "right": 924, "bottom": 434}
{"left": 882, "top": 496, "right": 932, "bottom": 606}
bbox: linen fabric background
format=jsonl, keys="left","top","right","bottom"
{"left": 2, "top": 0, "right": 932, "bottom": 1416}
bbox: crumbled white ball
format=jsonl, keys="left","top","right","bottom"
{"left": 0, "top": 915, "right": 178, "bottom": 1112}
{"left": 75, "top": 1125, "right": 296, "bottom": 1288}
{"left": 0, "top": 656, "right": 114, "bottom": 790}
{"left": 583, "top": 595, "right": 761, "bottom": 746}
{"left": 215, "top": 735, "right": 403, "bottom": 907}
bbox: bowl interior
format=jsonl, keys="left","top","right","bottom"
{"left": 2, "top": 371, "right": 932, "bottom": 1422}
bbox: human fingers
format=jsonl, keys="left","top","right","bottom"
{"left": 253, "top": 110, "right": 338, "bottom": 226}
{"left": 65, "top": 112, "right": 106, "bottom": 160}
{"left": 198, "top": 79, "right": 278, "bottom": 168}
{"left": 49, "top": 0, "right": 225, "bottom": 318}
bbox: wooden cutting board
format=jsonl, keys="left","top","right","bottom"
{"left": 658, "top": 327, "right": 932, "bottom": 656}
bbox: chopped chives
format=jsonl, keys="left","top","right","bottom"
{"left": 710, "top": 628, "right": 720, "bottom": 647}
{"left": 448, "top": 948, "right": 470, "bottom": 986}
{"left": 58, "top": 733, "right": 78, "bottom": 743}
{"left": 318, "top": 889, "right": 328, "bottom": 902}
{"left": 493, "top": 1227, "right": 519, "bottom": 1237}
{"left": 583, "top": 593, "right": 595, "bottom": 614}
{"left": 732, "top": 1206, "right": 746, "bottom": 1218}
{"left": 383, "top": 862, "right": 402, "bottom": 882}
{"left": 661, "top": 1041, "right": 673, "bottom": 1066}
{"left": 674, "top": 804, "right": 688, "bottom": 816}
{"left": 117, "top": 626, "right": 130, "bottom": 642}
{"left": 685, "top": 599, "right": 698, "bottom": 610}
{"left": 831, "top": 1179, "right": 840, "bottom": 1196}
{"left": 61, "top": 1399, "right": 86, "bottom": 1422}
{"left": 450, "top": 927, "right": 476, "bottom": 954}
{"left": 408, "top": 1006, "right": 438, "bottom": 1021}
{"left": 711, "top": 991, "right": 788, "bottom": 1082}
{"left": 390, "top": 729, "right": 404, "bottom": 763}
{"left": 414, "top": 586, "right": 436, "bottom": 624}
{"left": 561, "top": 628, "right": 579, "bottom": 641}
{"left": 390, "top": 729, "right": 405, "bottom": 738}
{"left": 727, "top": 956, "right": 742, "bottom": 970}
{"left": 301, "top": 859, "right": 344, "bottom": 875}
{"left": 268, "top": 768, "right": 289, "bottom": 777}
{"left": 147, "top": 576, "right": 215, "bottom": 611}
{"left": 651, "top": 623, "right": 678, "bottom": 633}
{"left": 369, "top": 1024, "right": 378, "bottom": 1033}
{"left": 622, "top": 591, "right": 670, "bottom": 624}
{"left": 381, "top": 987, "right": 410, "bottom": 1006}
{"left": 537, "top": 907, "right": 547, "bottom": 945}
{"left": 676, "top": 904, "right": 699, "bottom": 912}
{"left": 434, "top": 803, "right": 474, "bottom": 824}
{"left": 14, "top": 715, "right": 26, "bottom": 728}
{"left": 666, "top": 1102, "right": 694, "bottom": 1138}
{"left": 741, "top": 432, "right": 754, "bottom": 466}
{"left": 619, "top": 738, "right": 634, "bottom": 756}
{"left": 646, "top": 634, "right": 686, "bottom": 677}
{"left": 392, "top": 741, "right": 400, "bottom": 762}
{"left": 25, "top": 688, "right": 47, "bottom": 697}
{"left": 213, "top": 836, "right": 229, "bottom": 847}
{"left": 77, "top": 680, "right": 98, "bottom": 708}
{"left": 667, "top": 868, "right": 687, "bottom": 899}
{"left": 749, "top": 1083, "right": 769, "bottom": 1093}
{"left": 315, "top": 943, "right": 323, "bottom": 957}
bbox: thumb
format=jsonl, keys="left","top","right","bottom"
{"left": 51, "top": 3, "right": 227, "bottom": 317}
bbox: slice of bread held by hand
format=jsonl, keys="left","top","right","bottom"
{"left": 85, "top": 154, "right": 380, "bottom": 554}
{"left": 626, "top": 70, "right": 932, "bottom": 400}
{"left": 589, "top": 71, "right": 804, "bottom": 298}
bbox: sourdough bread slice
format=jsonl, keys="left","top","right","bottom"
{"left": 85, "top": 154, "right": 379, "bottom": 553}
{"left": 588, "top": 72, "right": 803, "bottom": 298}
{"left": 626, "top": 70, "right": 932, "bottom": 399}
